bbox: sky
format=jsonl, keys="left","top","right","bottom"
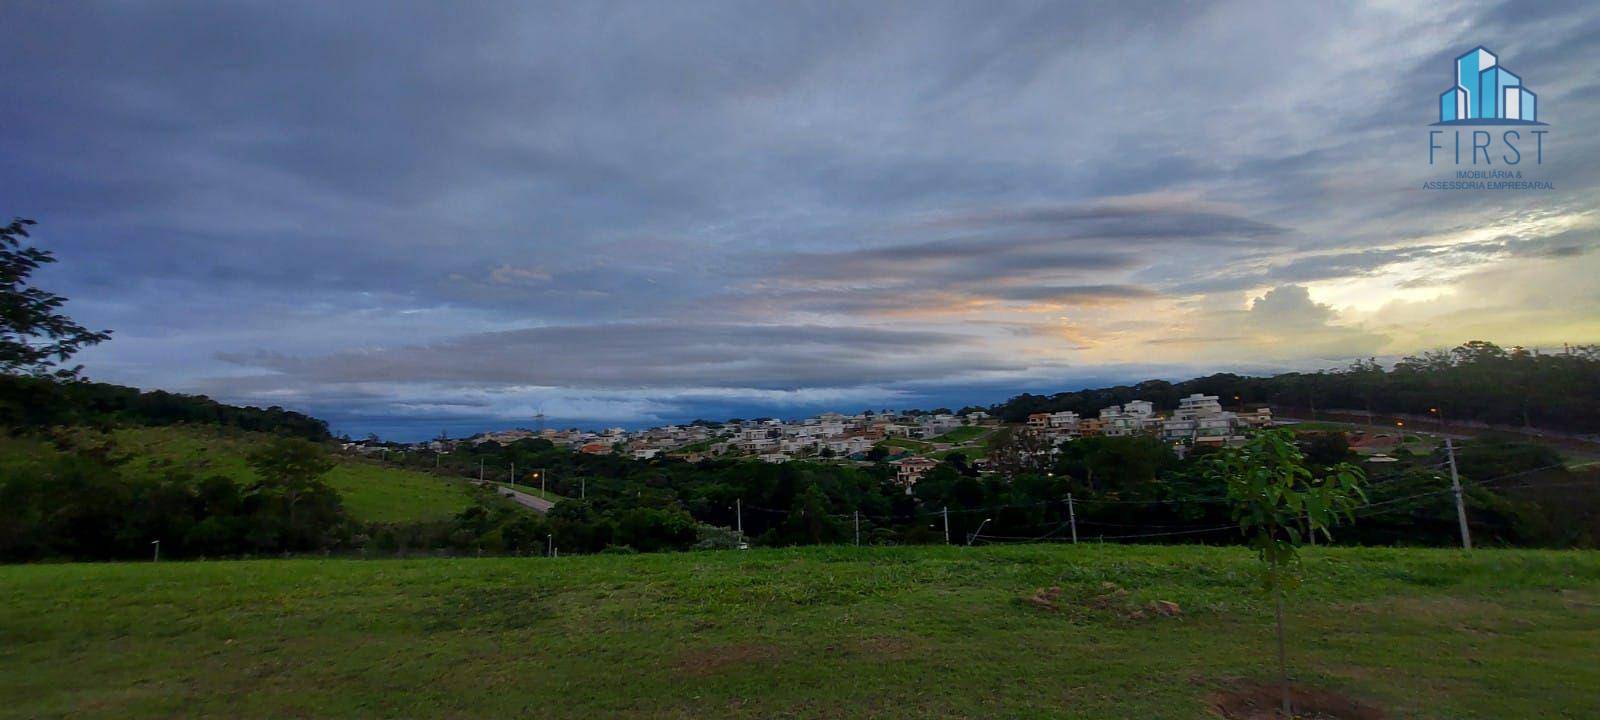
{"left": 4, "top": 1, "right": 1599, "bottom": 440}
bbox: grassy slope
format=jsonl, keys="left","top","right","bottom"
{"left": 931, "top": 445, "right": 989, "bottom": 460}
{"left": 929, "top": 425, "right": 987, "bottom": 444}
{"left": 0, "top": 426, "right": 478, "bottom": 524}
{"left": 878, "top": 437, "right": 934, "bottom": 454}
{"left": 1, "top": 545, "right": 1596, "bottom": 719}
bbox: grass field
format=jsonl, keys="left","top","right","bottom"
{"left": 929, "top": 426, "right": 988, "bottom": 444}
{"left": 0, "top": 426, "right": 479, "bottom": 523}
{"left": 878, "top": 437, "right": 934, "bottom": 454}
{"left": 2, "top": 544, "right": 1595, "bottom": 719}
{"left": 931, "top": 445, "right": 989, "bottom": 460}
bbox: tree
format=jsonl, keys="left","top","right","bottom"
{"left": 1055, "top": 435, "right": 1177, "bottom": 495}
{"left": 776, "top": 484, "right": 839, "bottom": 545}
{"left": 1207, "top": 429, "right": 1365, "bottom": 716}
{"left": 246, "top": 437, "right": 339, "bottom": 547}
{"left": 987, "top": 426, "right": 1053, "bottom": 478}
{"left": 0, "top": 218, "right": 112, "bottom": 378}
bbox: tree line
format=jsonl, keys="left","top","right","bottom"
{"left": 382, "top": 430, "right": 1598, "bottom": 555}
{"left": 991, "top": 340, "right": 1600, "bottom": 435}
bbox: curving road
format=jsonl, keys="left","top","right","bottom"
{"left": 482, "top": 482, "right": 555, "bottom": 513}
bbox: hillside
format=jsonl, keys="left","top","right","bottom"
{"left": 0, "top": 373, "right": 329, "bottom": 440}
{"left": 0, "top": 425, "right": 477, "bottom": 524}
{"left": 989, "top": 341, "right": 1600, "bottom": 434}
{"left": 1, "top": 544, "right": 1595, "bottom": 719}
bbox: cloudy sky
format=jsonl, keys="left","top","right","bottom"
{"left": 4, "top": 1, "right": 1598, "bottom": 438}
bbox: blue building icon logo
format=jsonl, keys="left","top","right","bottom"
{"left": 1437, "top": 46, "right": 1543, "bottom": 125}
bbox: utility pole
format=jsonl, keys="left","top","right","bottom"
{"left": 151, "top": 540, "right": 160, "bottom": 562}
{"left": 478, "top": 458, "right": 484, "bottom": 483}
{"left": 736, "top": 499, "right": 744, "bottom": 538}
{"left": 1067, "top": 493, "right": 1078, "bottom": 544}
{"left": 510, "top": 461, "right": 515, "bottom": 486}
{"left": 547, "top": 533, "right": 553, "bottom": 557}
{"left": 580, "top": 477, "right": 586, "bottom": 499}
{"left": 1446, "top": 438, "right": 1472, "bottom": 550}
{"left": 854, "top": 511, "right": 861, "bottom": 546}
{"left": 942, "top": 506, "right": 950, "bottom": 545}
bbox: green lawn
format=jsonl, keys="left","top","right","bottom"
{"left": 878, "top": 437, "right": 934, "bottom": 454}
{"left": 1, "top": 545, "right": 1595, "bottom": 719}
{"left": 929, "top": 425, "right": 988, "bottom": 444}
{"left": 323, "top": 460, "right": 480, "bottom": 523}
{"left": 934, "top": 444, "right": 979, "bottom": 460}
{"left": 0, "top": 426, "right": 478, "bottom": 524}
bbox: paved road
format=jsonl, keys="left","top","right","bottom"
{"left": 482, "top": 482, "right": 555, "bottom": 513}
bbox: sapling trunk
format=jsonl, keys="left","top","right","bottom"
{"left": 1275, "top": 588, "right": 1290, "bottom": 716}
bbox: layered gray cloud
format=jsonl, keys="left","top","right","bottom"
{"left": 217, "top": 323, "right": 1021, "bottom": 389}
{"left": 3, "top": 0, "right": 1599, "bottom": 436}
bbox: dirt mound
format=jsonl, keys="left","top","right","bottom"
{"left": 1209, "top": 680, "right": 1386, "bottom": 719}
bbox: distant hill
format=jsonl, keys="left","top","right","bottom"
{"left": 990, "top": 341, "right": 1600, "bottom": 435}
{"left": 0, "top": 374, "right": 329, "bottom": 441}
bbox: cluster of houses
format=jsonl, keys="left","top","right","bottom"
{"left": 342, "top": 394, "right": 1274, "bottom": 494}
{"left": 1026, "top": 393, "right": 1272, "bottom": 448}
{"left": 461, "top": 410, "right": 993, "bottom": 465}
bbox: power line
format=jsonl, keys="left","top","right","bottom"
{"left": 1462, "top": 462, "right": 1572, "bottom": 487}
{"left": 976, "top": 524, "right": 1237, "bottom": 542}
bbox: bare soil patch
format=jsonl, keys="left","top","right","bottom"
{"left": 674, "top": 642, "right": 784, "bottom": 677}
{"left": 830, "top": 635, "right": 921, "bottom": 659}
{"left": 1209, "top": 680, "right": 1386, "bottom": 720}
{"left": 1020, "top": 582, "right": 1183, "bottom": 620}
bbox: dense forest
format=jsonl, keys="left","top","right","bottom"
{"left": 992, "top": 341, "right": 1600, "bottom": 435}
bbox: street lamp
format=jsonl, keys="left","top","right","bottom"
{"left": 968, "top": 517, "right": 992, "bottom": 546}
{"left": 1429, "top": 407, "right": 1443, "bottom": 432}
{"left": 1395, "top": 420, "right": 1405, "bottom": 446}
